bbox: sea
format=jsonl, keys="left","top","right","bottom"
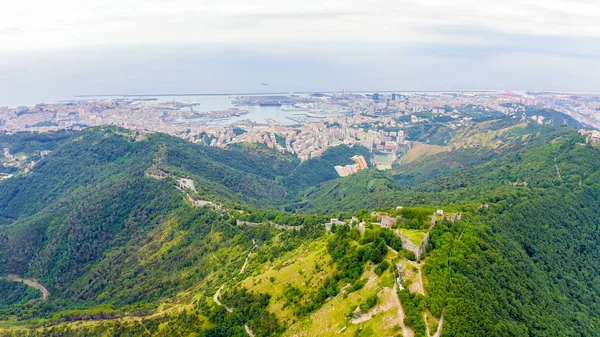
{"left": 67, "top": 95, "right": 304, "bottom": 126}
{"left": 143, "top": 95, "right": 300, "bottom": 125}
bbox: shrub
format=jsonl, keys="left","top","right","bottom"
{"left": 375, "top": 260, "right": 390, "bottom": 276}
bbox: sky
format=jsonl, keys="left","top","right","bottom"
{"left": 1, "top": 0, "right": 600, "bottom": 106}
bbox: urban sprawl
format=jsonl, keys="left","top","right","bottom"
{"left": 2, "top": 91, "right": 600, "bottom": 175}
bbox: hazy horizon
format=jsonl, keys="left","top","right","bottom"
{"left": 2, "top": 0, "right": 600, "bottom": 107}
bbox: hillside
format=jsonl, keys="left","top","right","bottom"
{"left": 393, "top": 119, "right": 576, "bottom": 187}
{"left": 1, "top": 124, "right": 600, "bottom": 336}
{"left": 282, "top": 144, "right": 371, "bottom": 193}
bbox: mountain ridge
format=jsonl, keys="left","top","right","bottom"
{"left": 1, "top": 122, "right": 600, "bottom": 336}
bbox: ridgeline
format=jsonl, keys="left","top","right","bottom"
{"left": 1, "top": 120, "right": 600, "bottom": 336}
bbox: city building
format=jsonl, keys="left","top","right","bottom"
{"left": 334, "top": 165, "right": 349, "bottom": 177}
{"left": 334, "top": 155, "right": 368, "bottom": 177}
{"left": 351, "top": 155, "right": 368, "bottom": 169}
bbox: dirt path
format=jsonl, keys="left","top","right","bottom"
{"left": 213, "top": 285, "right": 232, "bottom": 313}
{"left": 432, "top": 307, "right": 445, "bottom": 337}
{"left": 178, "top": 178, "right": 197, "bottom": 193}
{"left": 406, "top": 258, "right": 444, "bottom": 337}
{"left": 214, "top": 284, "right": 255, "bottom": 336}
{"left": 458, "top": 223, "right": 468, "bottom": 241}
{"left": 240, "top": 239, "right": 257, "bottom": 275}
{"left": 391, "top": 283, "right": 414, "bottom": 337}
{"left": 417, "top": 265, "right": 425, "bottom": 295}
{"left": 2, "top": 274, "right": 49, "bottom": 300}
{"left": 335, "top": 283, "right": 351, "bottom": 298}
{"left": 134, "top": 317, "right": 151, "bottom": 335}
{"left": 349, "top": 287, "right": 397, "bottom": 324}
{"left": 177, "top": 178, "right": 223, "bottom": 211}
{"left": 186, "top": 194, "right": 221, "bottom": 210}
{"left": 239, "top": 254, "right": 251, "bottom": 274}
{"left": 423, "top": 312, "right": 433, "bottom": 337}
{"left": 405, "top": 261, "right": 425, "bottom": 295}
{"left": 350, "top": 284, "right": 414, "bottom": 337}
{"left": 554, "top": 156, "right": 562, "bottom": 181}
{"left": 244, "top": 324, "right": 255, "bottom": 337}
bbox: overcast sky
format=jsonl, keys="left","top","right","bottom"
{"left": 1, "top": 0, "right": 600, "bottom": 106}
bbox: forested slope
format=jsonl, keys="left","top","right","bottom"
{"left": 292, "top": 127, "right": 600, "bottom": 336}
{"left": 0, "top": 127, "right": 370, "bottom": 328}
{"left": 282, "top": 144, "right": 370, "bottom": 193}
{"left": 2, "top": 123, "right": 600, "bottom": 336}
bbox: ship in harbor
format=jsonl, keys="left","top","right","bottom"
{"left": 259, "top": 101, "right": 282, "bottom": 107}
{"left": 191, "top": 108, "right": 250, "bottom": 120}
{"left": 281, "top": 106, "right": 307, "bottom": 112}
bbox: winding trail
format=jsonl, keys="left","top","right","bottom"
{"left": 405, "top": 260, "right": 445, "bottom": 337}
{"left": 432, "top": 307, "right": 445, "bottom": 337}
{"left": 335, "top": 283, "right": 351, "bottom": 298}
{"left": 349, "top": 284, "right": 413, "bottom": 337}
{"left": 2, "top": 274, "right": 49, "bottom": 300}
{"left": 554, "top": 156, "right": 562, "bottom": 181}
{"left": 391, "top": 283, "right": 414, "bottom": 337}
{"left": 212, "top": 237, "right": 260, "bottom": 337}
{"left": 417, "top": 264, "right": 425, "bottom": 295}
{"left": 424, "top": 312, "right": 432, "bottom": 337}
{"left": 244, "top": 324, "right": 255, "bottom": 337}
{"left": 213, "top": 284, "right": 255, "bottom": 337}
{"left": 350, "top": 289, "right": 396, "bottom": 324}
{"left": 240, "top": 239, "right": 257, "bottom": 275}
{"left": 213, "top": 285, "right": 232, "bottom": 313}
{"left": 403, "top": 259, "right": 445, "bottom": 337}
{"left": 405, "top": 261, "right": 425, "bottom": 296}
{"left": 135, "top": 317, "right": 152, "bottom": 335}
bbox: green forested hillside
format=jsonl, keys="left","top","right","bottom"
{"left": 424, "top": 189, "right": 600, "bottom": 336}
{"left": 282, "top": 144, "right": 370, "bottom": 193}
{"left": 2, "top": 124, "right": 600, "bottom": 337}
{"left": 0, "top": 127, "right": 370, "bottom": 328}
{"left": 297, "top": 169, "right": 402, "bottom": 213}
{"left": 394, "top": 120, "right": 576, "bottom": 186}
{"left": 0, "top": 280, "right": 41, "bottom": 307}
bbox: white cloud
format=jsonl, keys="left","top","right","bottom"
{"left": 1, "top": 0, "right": 599, "bottom": 106}
{"left": 0, "top": 0, "right": 599, "bottom": 52}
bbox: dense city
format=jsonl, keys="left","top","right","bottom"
{"left": 1, "top": 91, "right": 600, "bottom": 173}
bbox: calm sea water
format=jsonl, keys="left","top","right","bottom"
{"left": 99, "top": 95, "right": 301, "bottom": 125}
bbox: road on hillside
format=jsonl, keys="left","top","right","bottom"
{"left": 213, "top": 284, "right": 255, "bottom": 336}
{"left": 2, "top": 274, "right": 49, "bottom": 300}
